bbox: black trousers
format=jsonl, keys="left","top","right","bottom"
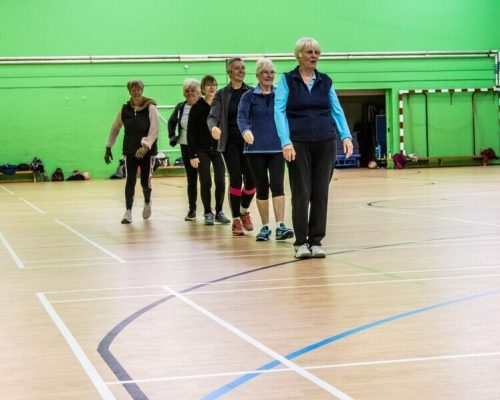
{"left": 286, "top": 139, "right": 336, "bottom": 247}
{"left": 124, "top": 155, "right": 154, "bottom": 210}
{"left": 197, "top": 150, "right": 226, "bottom": 214}
{"left": 180, "top": 144, "right": 198, "bottom": 213}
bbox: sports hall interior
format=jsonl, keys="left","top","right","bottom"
{"left": 1, "top": 1, "right": 500, "bottom": 399}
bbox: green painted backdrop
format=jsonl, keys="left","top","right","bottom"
{"left": 1, "top": 0, "right": 499, "bottom": 178}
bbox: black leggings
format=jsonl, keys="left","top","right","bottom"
{"left": 223, "top": 140, "right": 256, "bottom": 218}
{"left": 181, "top": 144, "right": 198, "bottom": 212}
{"left": 124, "top": 155, "right": 153, "bottom": 210}
{"left": 246, "top": 153, "right": 285, "bottom": 200}
{"left": 197, "top": 150, "right": 226, "bottom": 214}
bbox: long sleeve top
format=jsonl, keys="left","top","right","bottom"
{"left": 187, "top": 97, "right": 218, "bottom": 158}
{"left": 274, "top": 70, "right": 351, "bottom": 147}
{"left": 237, "top": 86, "right": 282, "bottom": 154}
{"left": 207, "top": 83, "right": 252, "bottom": 152}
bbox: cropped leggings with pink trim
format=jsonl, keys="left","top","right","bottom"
{"left": 223, "top": 141, "right": 255, "bottom": 218}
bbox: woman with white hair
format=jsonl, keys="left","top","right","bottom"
{"left": 237, "top": 59, "right": 294, "bottom": 242}
{"left": 274, "top": 38, "right": 353, "bottom": 258}
{"left": 168, "top": 79, "right": 201, "bottom": 221}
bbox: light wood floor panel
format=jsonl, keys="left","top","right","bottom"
{"left": 1, "top": 166, "right": 500, "bottom": 399}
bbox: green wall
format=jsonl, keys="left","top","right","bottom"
{"left": 1, "top": 1, "right": 499, "bottom": 178}
{"left": 403, "top": 92, "right": 499, "bottom": 158}
{"left": 2, "top": 0, "right": 499, "bottom": 55}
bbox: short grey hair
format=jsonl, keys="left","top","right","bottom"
{"left": 226, "top": 57, "right": 244, "bottom": 74}
{"left": 182, "top": 78, "right": 200, "bottom": 91}
{"left": 255, "top": 58, "right": 275, "bottom": 77}
{"left": 293, "top": 37, "right": 321, "bottom": 60}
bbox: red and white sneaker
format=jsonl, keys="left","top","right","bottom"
{"left": 240, "top": 212, "right": 254, "bottom": 231}
{"left": 232, "top": 219, "right": 244, "bottom": 236}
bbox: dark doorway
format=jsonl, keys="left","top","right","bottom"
{"left": 338, "top": 90, "right": 386, "bottom": 167}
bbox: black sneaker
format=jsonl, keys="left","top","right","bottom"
{"left": 184, "top": 210, "right": 196, "bottom": 221}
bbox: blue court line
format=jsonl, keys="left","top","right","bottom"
{"left": 202, "top": 289, "right": 500, "bottom": 399}
{"left": 98, "top": 239, "right": 428, "bottom": 399}
{"left": 97, "top": 260, "right": 300, "bottom": 400}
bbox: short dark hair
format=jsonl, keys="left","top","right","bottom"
{"left": 200, "top": 75, "right": 217, "bottom": 95}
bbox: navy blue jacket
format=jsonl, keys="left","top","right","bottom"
{"left": 237, "top": 86, "right": 282, "bottom": 154}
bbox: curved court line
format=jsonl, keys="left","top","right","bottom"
{"left": 97, "top": 236, "right": 485, "bottom": 399}
{"left": 202, "top": 289, "right": 500, "bottom": 399}
{"left": 97, "top": 260, "right": 300, "bottom": 400}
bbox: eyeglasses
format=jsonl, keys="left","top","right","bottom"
{"left": 304, "top": 49, "right": 321, "bottom": 56}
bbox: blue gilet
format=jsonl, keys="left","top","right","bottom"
{"left": 284, "top": 66, "right": 338, "bottom": 142}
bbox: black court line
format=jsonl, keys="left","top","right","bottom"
{"left": 97, "top": 236, "right": 439, "bottom": 399}
{"left": 97, "top": 259, "right": 302, "bottom": 399}
{"left": 97, "top": 196, "right": 494, "bottom": 398}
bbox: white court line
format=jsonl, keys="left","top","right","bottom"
{"left": 182, "top": 272, "right": 500, "bottom": 296}
{"left": 19, "top": 197, "right": 46, "bottom": 214}
{"left": 105, "top": 351, "right": 500, "bottom": 385}
{"left": 54, "top": 219, "right": 125, "bottom": 264}
{"left": 36, "top": 293, "right": 116, "bottom": 400}
{"left": 48, "top": 270, "right": 500, "bottom": 303}
{"left": 50, "top": 293, "right": 166, "bottom": 304}
{"left": 0, "top": 185, "right": 15, "bottom": 195}
{"left": 25, "top": 237, "right": 500, "bottom": 270}
{"left": 42, "top": 264, "right": 500, "bottom": 298}
{"left": 305, "top": 351, "right": 500, "bottom": 371}
{"left": 0, "top": 232, "right": 25, "bottom": 269}
{"left": 360, "top": 204, "right": 500, "bottom": 228}
{"left": 162, "top": 285, "right": 353, "bottom": 400}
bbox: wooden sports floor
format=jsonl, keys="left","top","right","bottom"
{"left": 1, "top": 166, "right": 500, "bottom": 400}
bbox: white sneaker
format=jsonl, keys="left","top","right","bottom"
{"left": 142, "top": 202, "right": 152, "bottom": 219}
{"left": 311, "top": 245, "right": 326, "bottom": 258}
{"left": 294, "top": 244, "right": 312, "bottom": 259}
{"left": 121, "top": 209, "right": 132, "bottom": 224}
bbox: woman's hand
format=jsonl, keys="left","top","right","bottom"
{"left": 282, "top": 144, "right": 296, "bottom": 162}
{"left": 190, "top": 158, "right": 200, "bottom": 168}
{"left": 104, "top": 147, "right": 113, "bottom": 164}
{"left": 343, "top": 138, "right": 354, "bottom": 158}
{"left": 211, "top": 127, "right": 221, "bottom": 140}
{"left": 242, "top": 130, "right": 254, "bottom": 145}
{"left": 135, "top": 145, "right": 149, "bottom": 159}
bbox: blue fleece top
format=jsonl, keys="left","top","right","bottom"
{"left": 274, "top": 69, "right": 351, "bottom": 147}
{"left": 237, "top": 86, "right": 282, "bottom": 154}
